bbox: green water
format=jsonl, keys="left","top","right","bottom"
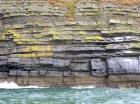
{"left": 0, "top": 87, "right": 140, "bottom": 104}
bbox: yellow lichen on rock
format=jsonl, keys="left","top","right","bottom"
{"left": 78, "top": 31, "right": 104, "bottom": 42}
{"left": 4, "top": 29, "right": 24, "bottom": 40}
{"left": 48, "top": 0, "right": 79, "bottom": 21}
{"left": 84, "top": 35, "right": 104, "bottom": 42}
{"left": 21, "top": 45, "right": 53, "bottom": 52}
{"left": 64, "top": 2, "right": 77, "bottom": 21}
{"left": 2, "top": 29, "right": 53, "bottom": 58}
{"left": 48, "top": 29, "right": 73, "bottom": 40}
{"left": 16, "top": 45, "right": 53, "bottom": 58}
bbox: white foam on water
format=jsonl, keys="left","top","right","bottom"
{"left": 0, "top": 81, "right": 46, "bottom": 89}
{"left": 71, "top": 85, "right": 95, "bottom": 89}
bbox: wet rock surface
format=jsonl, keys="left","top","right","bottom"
{"left": 0, "top": 0, "right": 140, "bottom": 87}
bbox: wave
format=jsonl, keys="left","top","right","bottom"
{"left": 0, "top": 82, "right": 96, "bottom": 89}
{"left": 71, "top": 85, "right": 95, "bottom": 89}
{"left": 0, "top": 81, "right": 46, "bottom": 89}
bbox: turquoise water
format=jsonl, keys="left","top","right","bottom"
{"left": 0, "top": 87, "right": 140, "bottom": 104}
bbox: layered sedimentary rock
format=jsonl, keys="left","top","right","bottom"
{"left": 0, "top": 0, "right": 140, "bottom": 87}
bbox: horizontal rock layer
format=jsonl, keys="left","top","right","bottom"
{"left": 0, "top": 0, "right": 140, "bottom": 87}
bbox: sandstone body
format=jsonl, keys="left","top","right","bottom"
{"left": 0, "top": 0, "right": 140, "bottom": 87}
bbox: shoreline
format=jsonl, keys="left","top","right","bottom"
{"left": 0, "top": 75, "right": 140, "bottom": 88}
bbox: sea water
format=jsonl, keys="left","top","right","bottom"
{"left": 0, "top": 82, "right": 140, "bottom": 104}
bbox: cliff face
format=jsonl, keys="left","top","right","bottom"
{"left": 0, "top": 0, "right": 140, "bottom": 87}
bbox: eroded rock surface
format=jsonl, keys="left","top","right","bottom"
{"left": 0, "top": 0, "right": 140, "bottom": 87}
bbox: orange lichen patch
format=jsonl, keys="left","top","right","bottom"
{"left": 48, "top": 0, "right": 79, "bottom": 21}
{"left": 103, "top": 0, "right": 140, "bottom": 5}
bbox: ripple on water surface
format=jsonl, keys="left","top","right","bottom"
{"left": 0, "top": 85, "right": 140, "bottom": 104}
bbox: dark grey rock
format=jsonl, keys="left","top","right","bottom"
{"left": 16, "top": 70, "right": 21, "bottom": 75}
{"left": 19, "top": 58, "right": 33, "bottom": 65}
{"left": 54, "top": 45, "right": 105, "bottom": 52}
{"left": 91, "top": 59, "right": 107, "bottom": 77}
{"left": 9, "top": 70, "right": 21, "bottom": 76}
{"left": 0, "top": 60, "right": 7, "bottom": 65}
{"left": 0, "top": 56, "right": 7, "bottom": 60}
{"left": 39, "top": 70, "right": 47, "bottom": 76}
{"left": 20, "top": 71, "right": 29, "bottom": 76}
{"left": 46, "top": 71, "right": 63, "bottom": 77}
{"left": 0, "top": 72, "right": 8, "bottom": 77}
{"left": 107, "top": 57, "right": 140, "bottom": 74}
{"left": 70, "top": 62, "right": 89, "bottom": 71}
{"left": 63, "top": 71, "right": 72, "bottom": 77}
{"left": 8, "top": 58, "right": 20, "bottom": 63}
{"left": 39, "top": 58, "right": 53, "bottom": 65}
{"left": 29, "top": 71, "right": 39, "bottom": 76}
{"left": 0, "top": 13, "right": 4, "bottom": 19}
{"left": 9, "top": 70, "right": 17, "bottom": 76}
{"left": 53, "top": 59, "right": 71, "bottom": 67}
